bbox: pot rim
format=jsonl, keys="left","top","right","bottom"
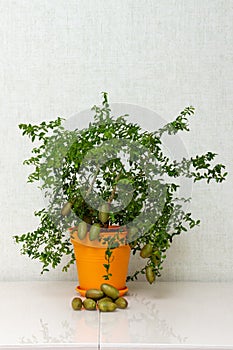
{"left": 68, "top": 224, "right": 127, "bottom": 233}
{"left": 69, "top": 225, "right": 128, "bottom": 248}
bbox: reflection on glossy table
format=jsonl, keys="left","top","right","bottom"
{"left": 0, "top": 281, "right": 232, "bottom": 349}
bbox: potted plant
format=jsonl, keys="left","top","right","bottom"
{"left": 14, "top": 93, "right": 227, "bottom": 295}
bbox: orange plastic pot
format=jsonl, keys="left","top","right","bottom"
{"left": 70, "top": 226, "right": 131, "bottom": 296}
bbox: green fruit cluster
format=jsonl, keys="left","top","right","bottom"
{"left": 139, "top": 243, "right": 162, "bottom": 284}
{"left": 77, "top": 222, "right": 101, "bottom": 241}
{"left": 76, "top": 203, "right": 110, "bottom": 242}
{"left": 71, "top": 283, "right": 128, "bottom": 312}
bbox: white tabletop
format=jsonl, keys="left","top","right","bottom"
{"left": 0, "top": 281, "right": 232, "bottom": 349}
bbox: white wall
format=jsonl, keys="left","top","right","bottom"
{"left": 0, "top": 0, "right": 232, "bottom": 281}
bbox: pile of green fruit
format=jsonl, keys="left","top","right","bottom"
{"left": 71, "top": 283, "right": 128, "bottom": 312}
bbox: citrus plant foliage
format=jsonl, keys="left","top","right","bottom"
{"left": 14, "top": 93, "right": 227, "bottom": 283}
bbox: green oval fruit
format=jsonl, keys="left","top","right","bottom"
{"left": 85, "top": 289, "right": 104, "bottom": 300}
{"left": 89, "top": 224, "right": 101, "bottom": 241}
{"left": 98, "top": 296, "right": 113, "bottom": 304}
{"left": 78, "top": 221, "right": 87, "bottom": 240}
{"left": 71, "top": 297, "right": 82, "bottom": 310}
{"left": 151, "top": 250, "right": 161, "bottom": 266}
{"left": 83, "top": 298, "right": 96, "bottom": 310}
{"left": 146, "top": 265, "right": 155, "bottom": 284}
{"left": 115, "top": 297, "right": 128, "bottom": 309}
{"left": 98, "top": 301, "right": 117, "bottom": 312}
{"left": 140, "top": 243, "right": 153, "bottom": 259}
{"left": 100, "top": 283, "right": 120, "bottom": 300}
{"left": 98, "top": 204, "right": 109, "bottom": 224}
{"left": 61, "top": 202, "right": 72, "bottom": 217}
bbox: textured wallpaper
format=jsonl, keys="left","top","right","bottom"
{"left": 0, "top": 0, "right": 232, "bottom": 281}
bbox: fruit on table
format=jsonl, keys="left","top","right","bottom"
{"left": 83, "top": 298, "right": 96, "bottom": 310}
{"left": 85, "top": 289, "right": 104, "bottom": 300}
{"left": 71, "top": 297, "right": 82, "bottom": 310}
{"left": 71, "top": 283, "right": 128, "bottom": 312}
{"left": 98, "top": 296, "right": 113, "bottom": 303}
{"left": 98, "top": 300, "right": 117, "bottom": 312}
{"left": 115, "top": 297, "right": 128, "bottom": 309}
{"left": 100, "top": 283, "right": 120, "bottom": 300}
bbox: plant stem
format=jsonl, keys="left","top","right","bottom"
{"left": 85, "top": 165, "right": 100, "bottom": 198}
{"left": 108, "top": 172, "right": 122, "bottom": 203}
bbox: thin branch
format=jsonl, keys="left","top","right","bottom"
{"left": 85, "top": 165, "right": 100, "bottom": 198}
{"left": 108, "top": 172, "right": 122, "bottom": 203}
